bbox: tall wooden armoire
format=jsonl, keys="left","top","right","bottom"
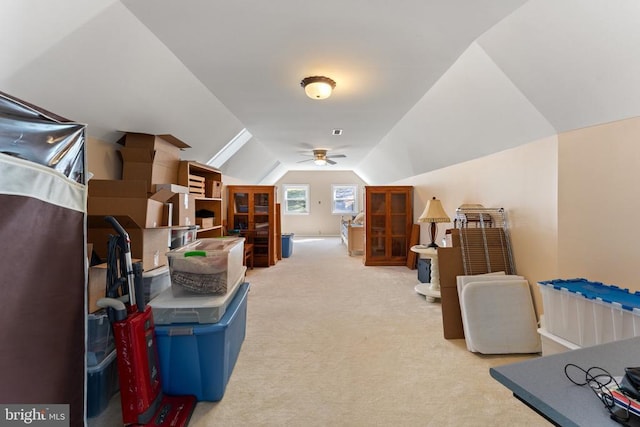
{"left": 227, "top": 185, "right": 278, "bottom": 267}
{"left": 364, "top": 186, "right": 413, "bottom": 266}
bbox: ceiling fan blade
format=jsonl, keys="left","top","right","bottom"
{"left": 326, "top": 154, "right": 346, "bottom": 159}
{"left": 296, "top": 158, "right": 314, "bottom": 163}
{"left": 326, "top": 159, "right": 337, "bottom": 165}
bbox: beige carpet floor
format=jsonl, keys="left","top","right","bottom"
{"left": 89, "top": 237, "right": 548, "bottom": 426}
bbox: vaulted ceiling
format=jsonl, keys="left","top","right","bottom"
{"left": 3, "top": 1, "right": 640, "bottom": 184}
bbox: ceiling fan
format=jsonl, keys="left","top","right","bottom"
{"left": 297, "top": 148, "right": 346, "bottom": 166}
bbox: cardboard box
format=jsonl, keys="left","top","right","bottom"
{"left": 437, "top": 247, "right": 466, "bottom": 339}
{"left": 88, "top": 217, "right": 171, "bottom": 271}
{"left": 120, "top": 133, "right": 190, "bottom": 156}
{"left": 156, "top": 184, "right": 195, "bottom": 226}
{"left": 88, "top": 263, "right": 107, "bottom": 313}
{"left": 120, "top": 147, "right": 181, "bottom": 193}
{"left": 196, "top": 217, "right": 214, "bottom": 229}
{"left": 118, "top": 133, "right": 190, "bottom": 192}
{"left": 170, "top": 193, "right": 196, "bottom": 227}
{"left": 88, "top": 179, "right": 175, "bottom": 228}
{"left": 209, "top": 180, "right": 222, "bottom": 198}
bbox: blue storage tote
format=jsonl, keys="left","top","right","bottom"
{"left": 154, "top": 282, "right": 249, "bottom": 401}
{"left": 538, "top": 278, "right": 640, "bottom": 347}
{"left": 86, "top": 349, "right": 119, "bottom": 418}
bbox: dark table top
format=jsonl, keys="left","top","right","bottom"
{"left": 490, "top": 337, "right": 640, "bottom": 427}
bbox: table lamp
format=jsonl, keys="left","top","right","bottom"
{"left": 418, "top": 197, "right": 450, "bottom": 248}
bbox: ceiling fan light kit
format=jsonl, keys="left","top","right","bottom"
{"left": 301, "top": 76, "right": 336, "bottom": 99}
{"left": 313, "top": 149, "right": 329, "bottom": 166}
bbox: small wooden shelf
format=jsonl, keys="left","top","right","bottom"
{"left": 178, "top": 161, "right": 223, "bottom": 238}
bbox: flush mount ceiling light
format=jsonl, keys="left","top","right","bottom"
{"left": 300, "top": 76, "right": 336, "bottom": 100}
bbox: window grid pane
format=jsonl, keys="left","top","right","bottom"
{"left": 283, "top": 184, "right": 309, "bottom": 214}
{"left": 332, "top": 184, "right": 358, "bottom": 214}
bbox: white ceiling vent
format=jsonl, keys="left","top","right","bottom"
{"left": 332, "top": 129, "right": 343, "bottom": 136}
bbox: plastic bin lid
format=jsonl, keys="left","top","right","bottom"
{"left": 148, "top": 267, "right": 245, "bottom": 309}
{"left": 87, "top": 348, "right": 117, "bottom": 373}
{"left": 167, "top": 237, "right": 245, "bottom": 256}
{"left": 143, "top": 265, "right": 169, "bottom": 278}
{"left": 155, "top": 282, "right": 249, "bottom": 335}
{"left": 539, "top": 278, "right": 640, "bottom": 311}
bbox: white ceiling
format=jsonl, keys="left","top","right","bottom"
{"left": 3, "top": 0, "right": 640, "bottom": 184}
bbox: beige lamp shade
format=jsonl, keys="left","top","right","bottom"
{"left": 419, "top": 197, "right": 450, "bottom": 248}
{"left": 418, "top": 197, "right": 450, "bottom": 223}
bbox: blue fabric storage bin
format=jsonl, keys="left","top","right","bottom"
{"left": 154, "top": 282, "right": 249, "bottom": 401}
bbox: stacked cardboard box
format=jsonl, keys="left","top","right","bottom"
{"left": 87, "top": 133, "right": 192, "bottom": 272}
{"left": 156, "top": 184, "right": 196, "bottom": 227}
{"left": 119, "top": 133, "right": 190, "bottom": 192}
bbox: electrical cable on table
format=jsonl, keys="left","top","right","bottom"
{"left": 564, "top": 363, "right": 633, "bottom": 425}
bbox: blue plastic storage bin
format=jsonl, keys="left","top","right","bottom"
{"left": 86, "top": 349, "right": 119, "bottom": 418}
{"left": 539, "top": 278, "right": 640, "bottom": 310}
{"left": 537, "top": 278, "right": 640, "bottom": 347}
{"left": 154, "top": 282, "right": 249, "bottom": 401}
{"left": 281, "top": 233, "right": 294, "bottom": 258}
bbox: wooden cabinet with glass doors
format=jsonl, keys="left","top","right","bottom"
{"left": 227, "top": 185, "right": 278, "bottom": 267}
{"left": 364, "top": 186, "right": 413, "bottom": 266}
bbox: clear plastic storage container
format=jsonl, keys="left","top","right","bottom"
{"left": 538, "top": 278, "right": 640, "bottom": 347}
{"left": 167, "top": 237, "right": 244, "bottom": 296}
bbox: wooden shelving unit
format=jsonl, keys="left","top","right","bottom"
{"left": 178, "top": 161, "right": 223, "bottom": 238}
{"left": 364, "top": 186, "right": 413, "bottom": 266}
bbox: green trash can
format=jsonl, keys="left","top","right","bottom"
{"left": 281, "top": 233, "right": 294, "bottom": 258}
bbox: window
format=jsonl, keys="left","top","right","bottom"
{"left": 332, "top": 184, "right": 358, "bottom": 214}
{"left": 283, "top": 184, "right": 309, "bottom": 214}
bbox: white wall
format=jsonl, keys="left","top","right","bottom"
{"left": 557, "top": 116, "right": 640, "bottom": 290}
{"left": 394, "top": 136, "right": 559, "bottom": 312}
{"left": 276, "top": 170, "right": 367, "bottom": 236}
{"left": 393, "top": 115, "right": 640, "bottom": 316}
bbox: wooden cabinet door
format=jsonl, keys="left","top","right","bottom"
{"left": 252, "top": 189, "right": 273, "bottom": 266}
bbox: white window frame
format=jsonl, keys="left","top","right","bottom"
{"left": 332, "top": 184, "right": 358, "bottom": 215}
{"left": 283, "top": 184, "right": 310, "bottom": 215}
